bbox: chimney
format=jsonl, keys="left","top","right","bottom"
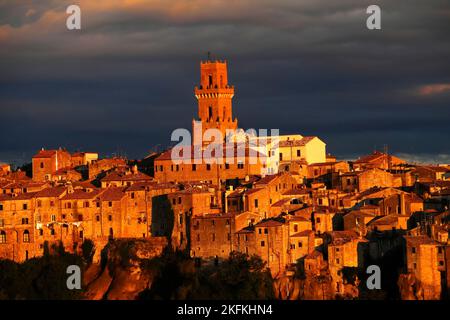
{"left": 400, "top": 192, "right": 406, "bottom": 215}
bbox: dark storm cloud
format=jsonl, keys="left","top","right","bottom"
{"left": 0, "top": 0, "right": 449, "bottom": 165}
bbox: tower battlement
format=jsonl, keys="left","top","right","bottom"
{"left": 193, "top": 59, "right": 238, "bottom": 144}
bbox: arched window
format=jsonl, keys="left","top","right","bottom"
{"left": 23, "top": 230, "right": 30, "bottom": 243}
{"left": 0, "top": 231, "right": 6, "bottom": 243}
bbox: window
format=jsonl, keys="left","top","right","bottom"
{"left": 438, "top": 247, "right": 443, "bottom": 254}
{"left": 316, "top": 217, "right": 321, "bottom": 223}
{"left": 0, "top": 219, "right": 4, "bottom": 227}
{"left": 176, "top": 165, "right": 179, "bottom": 171}
{"left": 336, "top": 247, "right": 340, "bottom": 252}
{"left": 159, "top": 165, "right": 163, "bottom": 172}
{"left": 22, "top": 203, "right": 28, "bottom": 210}
{"left": 192, "top": 164, "right": 197, "bottom": 171}
{"left": 84, "top": 201, "right": 89, "bottom": 208}
{"left": 294, "top": 224, "right": 298, "bottom": 232}
{"left": 439, "top": 260, "right": 444, "bottom": 266}
{"left": 39, "top": 229, "right": 43, "bottom": 236}
{"left": 0, "top": 204, "right": 3, "bottom": 211}
{"left": 108, "top": 215, "right": 112, "bottom": 221}
{"left": 172, "top": 198, "right": 176, "bottom": 205}
{"left": 297, "top": 149, "right": 301, "bottom": 157}
{"left": 108, "top": 201, "right": 112, "bottom": 207}
{"left": 279, "top": 153, "right": 283, "bottom": 161}
{"left": 254, "top": 199, "right": 258, "bottom": 208}
{"left": 336, "top": 258, "right": 340, "bottom": 264}
{"left": 67, "top": 202, "right": 72, "bottom": 209}
{"left": 197, "top": 234, "right": 200, "bottom": 242}
{"left": 51, "top": 229, "right": 55, "bottom": 235}
{"left": 37, "top": 200, "right": 42, "bottom": 207}
{"left": 261, "top": 241, "right": 265, "bottom": 247}
{"left": 298, "top": 242, "right": 303, "bottom": 248}
{"left": 258, "top": 228, "right": 262, "bottom": 234}
{"left": 23, "top": 230, "right": 30, "bottom": 243}
{"left": 96, "top": 202, "right": 100, "bottom": 208}
{"left": 22, "top": 218, "right": 29, "bottom": 224}
{"left": 237, "top": 162, "right": 244, "bottom": 169}
{"left": 51, "top": 214, "right": 56, "bottom": 222}
{"left": 40, "top": 162, "right": 44, "bottom": 169}
{"left": 412, "top": 247, "right": 416, "bottom": 254}
{"left": 96, "top": 215, "right": 100, "bottom": 222}
{"left": 178, "top": 197, "right": 181, "bottom": 204}
{"left": 227, "top": 233, "right": 231, "bottom": 241}
{"left": 0, "top": 231, "right": 6, "bottom": 243}
{"left": 264, "top": 228, "right": 268, "bottom": 234}
{"left": 78, "top": 215, "right": 83, "bottom": 221}
{"left": 225, "top": 163, "right": 230, "bottom": 170}
{"left": 206, "top": 164, "right": 211, "bottom": 171}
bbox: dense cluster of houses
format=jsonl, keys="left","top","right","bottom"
{"left": 1, "top": 59, "right": 449, "bottom": 299}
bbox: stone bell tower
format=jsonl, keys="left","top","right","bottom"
{"left": 193, "top": 59, "right": 238, "bottom": 145}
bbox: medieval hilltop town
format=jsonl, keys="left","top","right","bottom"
{"left": 0, "top": 60, "right": 449, "bottom": 300}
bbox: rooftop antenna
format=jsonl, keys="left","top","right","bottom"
{"left": 207, "top": 51, "right": 211, "bottom": 61}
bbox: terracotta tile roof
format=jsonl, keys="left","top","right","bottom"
{"left": 71, "top": 181, "right": 97, "bottom": 189}
{"left": 305, "top": 251, "right": 322, "bottom": 259}
{"left": 2, "top": 171, "right": 31, "bottom": 182}
{"left": 35, "top": 187, "right": 67, "bottom": 198}
{"left": 1, "top": 181, "right": 47, "bottom": 189}
{"left": 99, "top": 187, "right": 127, "bottom": 201}
{"left": 1, "top": 192, "right": 38, "bottom": 201}
{"left": 368, "top": 214, "right": 407, "bottom": 226}
{"left": 33, "top": 150, "right": 58, "bottom": 158}
{"left": 236, "top": 226, "right": 255, "bottom": 234}
{"left": 227, "top": 189, "right": 245, "bottom": 198}
{"left": 254, "top": 172, "right": 286, "bottom": 186}
{"left": 289, "top": 216, "right": 310, "bottom": 222}
{"left": 101, "top": 171, "right": 152, "bottom": 182}
{"left": 272, "top": 198, "right": 291, "bottom": 207}
{"left": 255, "top": 219, "right": 284, "bottom": 227}
{"left": 279, "top": 136, "right": 317, "bottom": 147}
{"left": 244, "top": 188, "right": 265, "bottom": 196}
{"left": 291, "top": 230, "right": 314, "bottom": 237}
{"left": 346, "top": 210, "right": 376, "bottom": 218}
{"left": 415, "top": 166, "right": 449, "bottom": 173}
{"left": 328, "top": 230, "right": 360, "bottom": 244}
{"left": 125, "top": 181, "right": 160, "bottom": 191}
{"left": 354, "top": 151, "right": 386, "bottom": 164}
{"left": 283, "top": 188, "right": 309, "bottom": 195}
{"left": 404, "top": 235, "right": 438, "bottom": 246}
{"left": 54, "top": 167, "right": 80, "bottom": 175}
{"left": 61, "top": 189, "right": 103, "bottom": 200}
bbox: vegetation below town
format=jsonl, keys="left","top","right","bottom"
{"left": 138, "top": 250, "right": 274, "bottom": 300}
{"left": 0, "top": 241, "right": 85, "bottom": 300}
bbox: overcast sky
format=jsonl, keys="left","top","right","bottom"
{"left": 1, "top": 0, "right": 449, "bottom": 166}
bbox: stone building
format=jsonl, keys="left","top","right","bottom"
{"left": 32, "top": 149, "right": 72, "bottom": 182}
{"left": 403, "top": 235, "right": 443, "bottom": 300}
{"left": 352, "top": 151, "right": 406, "bottom": 171}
